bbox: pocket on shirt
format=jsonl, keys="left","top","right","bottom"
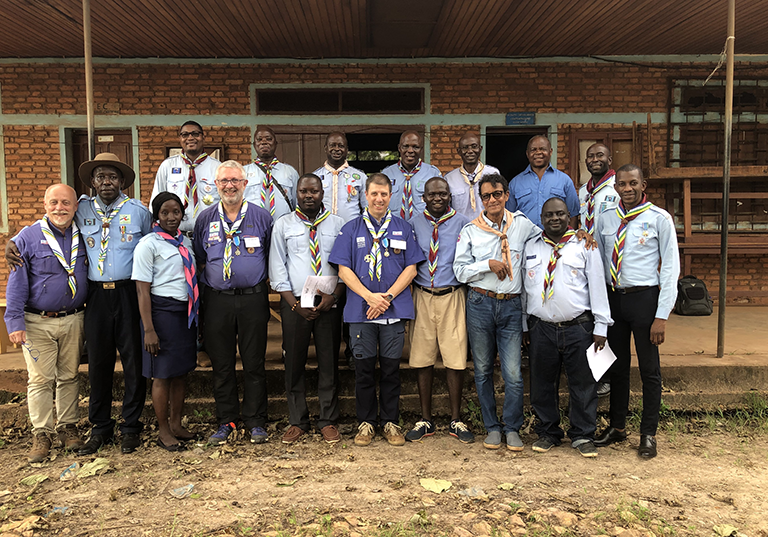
{"left": 32, "top": 251, "right": 62, "bottom": 276}
{"left": 524, "top": 255, "right": 543, "bottom": 284}
{"left": 116, "top": 226, "right": 143, "bottom": 249}
{"left": 561, "top": 256, "right": 585, "bottom": 286}
{"left": 631, "top": 226, "right": 657, "bottom": 247}
{"left": 549, "top": 186, "right": 566, "bottom": 199}
{"left": 515, "top": 187, "right": 533, "bottom": 203}
{"left": 285, "top": 229, "right": 306, "bottom": 255}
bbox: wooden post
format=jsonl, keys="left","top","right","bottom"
{"left": 717, "top": 0, "right": 735, "bottom": 358}
{"left": 83, "top": 0, "right": 95, "bottom": 160}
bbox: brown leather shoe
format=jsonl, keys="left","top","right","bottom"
{"left": 196, "top": 351, "right": 212, "bottom": 368}
{"left": 281, "top": 425, "right": 306, "bottom": 444}
{"left": 354, "top": 422, "right": 375, "bottom": 446}
{"left": 382, "top": 422, "right": 405, "bottom": 446}
{"left": 28, "top": 433, "right": 52, "bottom": 463}
{"left": 320, "top": 424, "right": 341, "bottom": 444}
{"left": 57, "top": 425, "right": 84, "bottom": 451}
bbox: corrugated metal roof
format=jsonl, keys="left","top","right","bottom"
{"left": 0, "top": 0, "right": 765, "bottom": 59}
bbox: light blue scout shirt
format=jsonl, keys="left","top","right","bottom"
{"left": 410, "top": 209, "right": 470, "bottom": 288}
{"left": 131, "top": 232, "right": 196, "bottom": 302}
{"left": 328, "top": 213, "right": 425, "bottom": 324}
{"left": 381, "top": 161, "right": 443, "bottom": 220}
{"left": 192, "top": 202, "right": 273, "bottom": 291}
{"left": 243, "top": 161, "right": 299, "bottom": 222}
{"left": 151, "top": 154, "right": 222, "bottom": 233}
{"left": 312, "top": 163, "right": 368, "bottom": 223}
{"left": 453, "top": 211, "right": 540, "bottom": 296}
{"left": 269, "top": 210, "right": 345, "bottom": 297}
{"left": 522, "top": 234, "right": 613, "bottom": 336}
{"left": 76, "top": 193, "right": 153, "bottom": 282}
{"left": 444, "top": 163, "right": 501, "bottom": 220}
{"left": 578, "top": 176, "right": 619, "bottom": 232}
{"left": 505, "top": 164, "right": 580, "bottom": 228}
{"left": 595, "top": 204, "right": 680, "bottom": 320}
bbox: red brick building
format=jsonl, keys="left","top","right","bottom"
{"left": 1, "top": 1, "right": 767, "bottom": 303}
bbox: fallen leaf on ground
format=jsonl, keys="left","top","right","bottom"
{"left": 19, "top": 474, "right": 48, "bottom": 487}
{"left": 77, "top": 458, "right": 110, "bottom": 478}
{"left": 713, "top": 524, "right": 739, "bottom": 537}
{"left": 497, "top": 483, "right": 515, "bottom": 490}
{"left": 277, "top": 475, "right": 304, "bottom": 486}
{"left": 420, "top": 478, "right": 452, "bottom": 493}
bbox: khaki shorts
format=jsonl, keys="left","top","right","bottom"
{"left": 408, "top": 285, "right": 468, "bottom": 370}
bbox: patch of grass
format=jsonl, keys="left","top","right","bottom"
{"left": 464, "top": 399, "right": 484, "bottom": 431}
{"left": 509, "top": 501, "right": 522, "bottom": 511}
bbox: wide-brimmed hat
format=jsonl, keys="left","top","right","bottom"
{"left": 78, "top": 152, "right": 135, "bottom": 188}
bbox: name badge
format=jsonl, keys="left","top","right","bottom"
{"left": 356, "top": 237, "right": 366, "bottom": 249}
{"left": 526, "top": 255, "right": 537, "bottom": 260}
{"left": 172, "top": 167, "right": 182, "bottom": 174}
{"left": 244, "top": 236, "right": 261, "bottom": 248}
{"left": 390, "top": 239, "right": 407, "bottom": 250}
{"left": 391, "top": 230, "right": 403, "bottom": 237}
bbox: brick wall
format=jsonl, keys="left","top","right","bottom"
{"left": 1, "top": 59, "right": 766, "bottom": 303}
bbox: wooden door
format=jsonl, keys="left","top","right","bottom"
{"left": 72, "top": 130, "right": 134, "bottom": 199}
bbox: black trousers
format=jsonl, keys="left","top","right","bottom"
{"left": 349, "top": 321, "right": 405, "bottom": 425}
{"left": 203, "top": 283, "right": 270, "bottom": 429}
{"left": 84, "top": 281, "right": 146, "bottom": 436}
{"left": 280, "top": 298, "right": 341, "bottom": 430}
{"left": 607, "top": 287, "right": 662, "bottom": 436}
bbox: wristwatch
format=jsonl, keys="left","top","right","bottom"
{"left": 385, "top": 293, "right": 395, "bottom": 302}
{"left": 331, "top": 292, "right": 340, "bottom": 304}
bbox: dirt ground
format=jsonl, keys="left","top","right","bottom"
{"left": 1, "top": 414, "right": 767, "bottom": 537}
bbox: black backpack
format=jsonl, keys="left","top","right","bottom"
{"left": 674, "top": 275, "right": 713, "bottom": 316}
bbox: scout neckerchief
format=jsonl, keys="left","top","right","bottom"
{"left": 471, "top": 210, "right": 514, "bottom": 281}
{"left": 295, "top": 205, "right": 331, "bottom": 276}
{"left": 218, "top": 199, "right": 248, "bottom": 281}
{"left": 584, "top": 169, "right": 615, "bottom": 234}
{"left": 398, "top": 159, "right": 422, "bottom": 219}
{"left": 40, "top": 216, "right": 80, "bottom": 298}
{"left": 153, "top": 225, "right": 199, "bottom": 328}
{"left": 362, "top": 208, "right": 392, "bottom": 282}
{"left": 180, "top": 152, "right": 208, "bottom": 217}
{"left": 255, "top": 157, "right": 279, "bottom": 217}
{"left": 324, "top": 161, "right": 349, "bottom": 215}
{"left": 459, "top": 162, "right": 485, "bottom": 213}
{"left": 610, "top": 195, "right": 653, "bottom": 289}
{"left": 423, "top": 207, "right": 456, "bottom": 287}
{"left": 541, "top": 228, "right": 576, "bottom": 303}
{"left": 94, "top": 195, "right": 130, "bottom": 276}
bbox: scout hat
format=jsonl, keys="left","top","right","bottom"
{"left": 78, "top": 152, "right": 135, "bottom": 188}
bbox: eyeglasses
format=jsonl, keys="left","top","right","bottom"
{"left": 480, "top": 190, "right": 505, "bottom": 202}
{"left": 22, "top": 342, "right": 40, "bottom": 362}
{"left": 180, "top": 131, "right": 203, "bottom": 139}
{"left": 459, "top": 144, "right": 480, "bottom": 151}
{"left": 216, "top": 178, "right": 244, "bottom": 186}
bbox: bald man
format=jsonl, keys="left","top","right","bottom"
{"left": 5, "top": 184, "right": 88, "bottom": 462}
{"left": 381, "top": 131, "right": 442, "bottom": 221}
{"left": 243, "top": 126, "right": 299, "bottom": 222}
{"left": 444, "top": 131, "right": 501, "bottom": 219}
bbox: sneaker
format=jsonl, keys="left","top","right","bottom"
{"left": 281, "top": 425, "right": 306, "bottom": 444}
{"left": 28, "top": 433, "right": 51, "bottom": 463}
{"left": 405, "top": 419, "right": 435, "bottom": 442}
{"left": 382, "top": 422, "right": 405, "bottom": 446}
{"left": 209, "top": 422, "right": 236, "bottom": 445}
{"left": 483, "top": 430, "right": 502, "bottom": 450}
{"left": 506, "top": 431, "right": 524, "bottom": 452}
{"left": 532, "top": 436, "right": 558, "bottom": 453}
{"left": 320, "top": 424, "right": 341, "bottom": 444}
{"left": 57, "top": 425, "right": 84, "bottom": 451}
{"left": 597, "top": 382, "right": 611, "bottom": 397}
{"left": 354, "top": 422, "right": 375, "bottom": 446}
{"left": 250, "top": 427, "right": 269, "bottom": 444}
{"left": 574, "top": 440, "right": 598, "bottom": 458}
{"left": 448, "top": 420, "right": 475, "bottom": 443}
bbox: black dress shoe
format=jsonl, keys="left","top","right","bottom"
{"left": 121, "top": 433, "right": 141, "bottom": 454}
{"left": 77, "top": 434, "right": 114, "bottom": 456}
{"left": 593, "top": 427, "right": 627, "bottom": 447}
{"left": 638, "top": 435, "right": 657, "bottom": 459}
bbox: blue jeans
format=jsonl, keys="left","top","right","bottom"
{"left": 528, "top": 316, "right": 597, "bottom": 442}
{"left": 466, "top": 289, "right": 524, "bottom": 434}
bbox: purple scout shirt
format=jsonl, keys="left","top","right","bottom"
{"left": 192, "top": 201, "right": 273, "bottom": 291}
{"left": 4, "top": 221, "right": 88, "bottom": 333}
{"left": 328, "top": 212, "right": 425, "bottom": 323}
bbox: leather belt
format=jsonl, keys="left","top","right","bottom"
{"left": 533, "top": 311, "right": 594, "bottom": 328}
{"left": 25, "top": 305, "right": 85, "bottom": 318}
{"left": 414, "top": 284, "right": 461, "bottom": 297}
{"left": 470, "top": 286, "right": 518, "bottom": 300}
{"left": 610, "top": 285, "right": 656, "bottom": 295}
{"left": 91, "top": 279, "right": 133, "bottom": 290}
{"left": 213, "top": 282, "right": 265, "bottom": 296}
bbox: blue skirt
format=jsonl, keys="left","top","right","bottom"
{"left": 141, "top": 295, "right": 197, "bottom": 379}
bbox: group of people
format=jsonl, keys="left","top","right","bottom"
{"left": 4, "top": 123, "right": 679, "bottom": 464}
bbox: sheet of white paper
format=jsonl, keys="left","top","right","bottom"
{"left": 301, "top": 275, "right": 339, "bottom": 308}
{"left": 586, "top": 340, "right": 617, "bottom": 382}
